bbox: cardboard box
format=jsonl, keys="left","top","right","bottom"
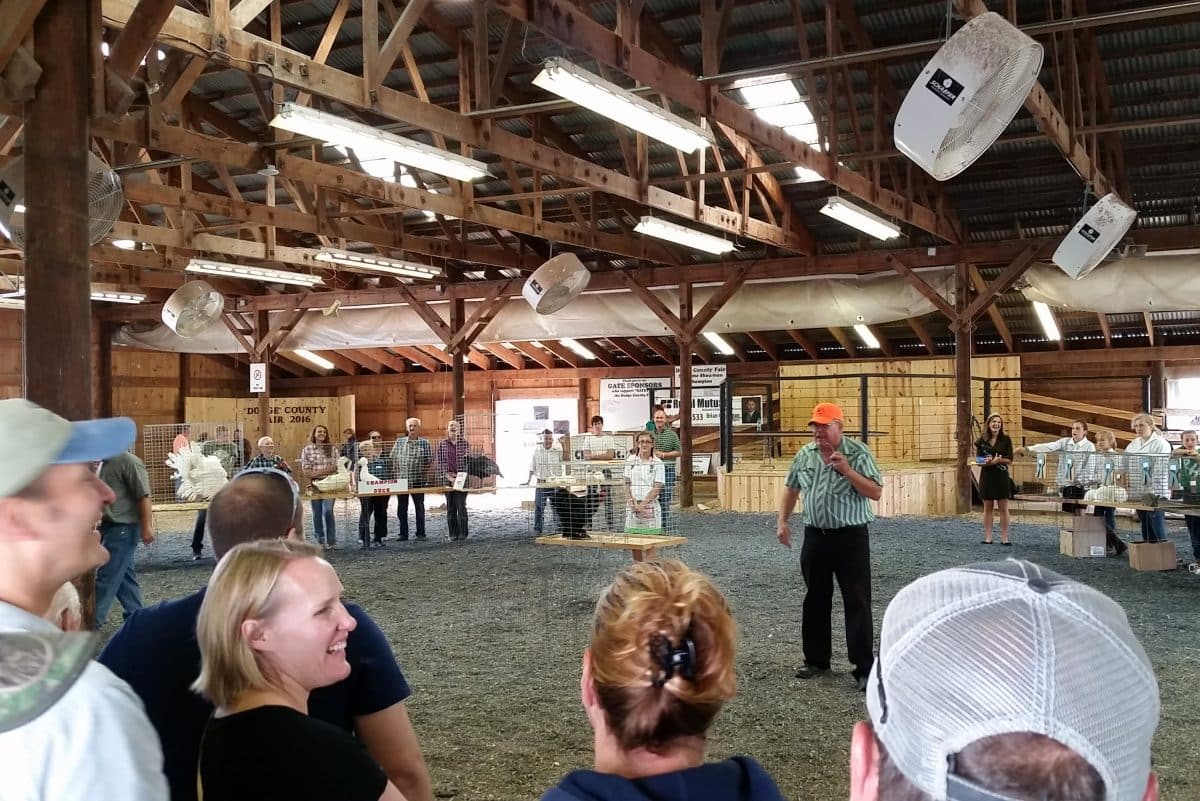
{"left": 1059, "top": 515, "right": 1107, "bottom": 558}
{"left": 1128, "top": 541, "right": 1178, "bottom": 572}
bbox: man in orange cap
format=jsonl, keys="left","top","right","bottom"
{"left": 777, "top": 401, "right": 882, "bottom": 692}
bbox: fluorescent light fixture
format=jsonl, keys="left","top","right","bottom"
{"left": 1032, "top": 301, "right": 1061, "bottom": 341}
{"left": 111, "top": 239, "right": 137, "bottom": 250}
{"left": 634, "top": 216, "right": 735, "bottom": 255}
{"left": 12, "top": 203, "right": 25, "bottom": 214}
{"left": 292, "top": 349, "right": 336, "bottom": 371}
{"left": 703, "top": 331, "right": 736, "bottom": 356}
{"left": 559, "top": 338, "right": 597, "bottom": 360}
{"left": 853, "top": 323, "right": 881, "bottom": 349}
{"left": 734, "top": 76, "right": 802, "bottom": 108}
{"left": 186, "top": 258, "right": 324, "bottom": 288}
{"left": 0, "top": 298, "right": 24, "bottom": 310}
{"left": 532, "top": 58, "right": 714, "bottom": 153}
{"left": 314, "top": 248, "right": 441, "bottom": 280}
{"left": 270, "top": 102, "right": 492, "bottom": 182}
{"left": 91, "top": 290, "right": 145, "bottom": 304}
{"left": 819, "top": 197, "right": 901, "bottom": 240}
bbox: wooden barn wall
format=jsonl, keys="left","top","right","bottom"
{"left": 0, "top": 312, "right": 21, "bottom": 401}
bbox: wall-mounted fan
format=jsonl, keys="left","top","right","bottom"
{"left": 0, "top": 153, "right": 124, "bottom": 248}
{"left": 1051, "top": 193, "right": 1137, "bottom": 280}
{"left": 162, "top": 280, "right": 225, "bottom": 338}
{"left": 894, "top": 12, "right": 1043, "bottom": 180}
{"left": 522, "top": 253, "right": 590, "bottom": 315}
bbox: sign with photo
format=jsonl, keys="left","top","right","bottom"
{"left": 658, "top": 395, "right": 765, "bottom": 426}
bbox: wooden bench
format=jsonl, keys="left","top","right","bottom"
{"left": 535, "top": 532, "right": 687, "bottom": 562}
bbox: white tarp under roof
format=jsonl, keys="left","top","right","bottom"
{"left": 1021, "top": 255, "right": 1200, "bottom": 312}
{"left": 115, "top": 270, "right": 956, "bottom": 354}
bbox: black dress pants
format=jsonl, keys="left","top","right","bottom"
{"left": 397, "top": 492, "right": 426, "bottom": 539}
{"left": 799, "top": 524, "right": 874, "bottom": 677}
{"left": 445, "top": 491, "right": 468, "bottom": 540}
{"left": 191, "top": 509, "right": 207, "bottom": 556}
{"left": 358, "top": 496, "right": 389, "bottom": 543}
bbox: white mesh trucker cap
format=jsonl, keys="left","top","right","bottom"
{"left": 865, "top": 559, "right": 1159, "bottom": 801}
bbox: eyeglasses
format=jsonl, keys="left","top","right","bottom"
{"left": 234, "top": 466, "right": 301, "bottom": 518}
{"left": 370, "top": 434, "right": 382, "bottom": 439}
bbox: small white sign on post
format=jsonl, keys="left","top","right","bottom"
{"left": 249, "top": 362, "right": 267, "bottom": 393}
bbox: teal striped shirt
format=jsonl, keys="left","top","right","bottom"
{"left": 785, "top": 437, "right": 883, "bottom": 528}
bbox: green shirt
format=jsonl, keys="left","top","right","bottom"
{"left": 650, "top": 427, "right": 682, "bottom": 468}
{"left": 785, "top": 437, "right": 883, "bottom": 529}
{"left": 100, "top": 451, "right": 151, "bottom": 525}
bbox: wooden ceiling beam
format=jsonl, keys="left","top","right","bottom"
{"left": 537, "top": 339, "right": 584, "bottom": 369}
{"left": 907, "top": 317, "right": 937, "bottom": 355}
{"left": 358, "top": 348, "right": 409, "bottom": 372}
{"left": 337, "top": 348, "right": 386, "bottom": 374}
{"left": 0, "top": 0, "right": 47, "bottom": 76}
{"left": 828, "top": 327, "right": 858, "bottom": 358}
{"left": 99, "top": 0, "right": 812, "bottom": 256}
{"left": 495, "top": 0, "right": 956, "bottom": 242}
{"left": 308, "top": 349, "right": 362, "bottom": 375}
{"left": 968, "top": 264, "right": 1014, "bottom": 353}
{"left": 782, "top": 329, "right": 817, "bottom": 360}
{"left": 479, "top": 341, "right": 525, "bottom": 369}
{"left": 508, "top": 340, "right": 555, "bottom": 369}
{"left": 580, "top": 339, "right": 616, "bottom": 368}
{"left": 638, "top": 336, "right": 675, "bottom": 365}
{"left": 958, "top": 246, "right": 1039, "bottom": 326}
{"left": 884, "top": 254, "right": 956, "bottom": 320}
{"left": 388, "top": 345, "right": 441, "bottom": 372}
{"left": 1144, "top": 312, "right": 1155, "bottom": 346}
{"left": 607, "top": 336, "right": 649, "bottom": 366}
{"left": 746, "top": 331, "right": 778, "bottom": 361}
{"left": 1097, "top": 312, "right": 1112, "bottom": 348}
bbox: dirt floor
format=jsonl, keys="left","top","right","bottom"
{"left": 118, "top": 498, "right": 1200, "bottom": 801}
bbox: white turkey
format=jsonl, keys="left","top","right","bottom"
{"left": 166, "top": 444, "right": 228, "bottom": 501}
{"left": 312, "top": 456, "right": 352, "bottom": 494}
{"left": 1085, "top": 485, "right": 1128, "bottom": 504}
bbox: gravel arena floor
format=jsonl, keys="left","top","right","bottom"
{"left": 109, "top": 496, "right": 1199, "bottom": 801}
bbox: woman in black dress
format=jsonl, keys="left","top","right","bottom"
{"left": 976, "top": 413, "right": 1014, "bottom": 545}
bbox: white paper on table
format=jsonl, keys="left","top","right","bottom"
{"left": 453, "top": 472, "right": 468, "bottom": 490}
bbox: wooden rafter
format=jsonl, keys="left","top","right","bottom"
{"left": 907, "top": 317, "right": 937, "bottom": 355}
{"left": 968, "top": 264, "right": 1014, "bottom": 353}
{"left": 746, "top": 331, "right": 778, "bottom": 360}
{"left": 309, "top": 350, "right": 363, "bottom": 375}
{"left": 537, "top": 339, "right": 583, "bottom": 369}
{"left": 958, "top": 246, "right": 1038, "bottom": 326}
{"left": 786, "top": 329, "right": 820, "bottom": 360}
{"left": 884, "top": 255, "right": 955, "bottom": 320}
{"left": 359, "top": 348, "right": 410, "bottom": 372}
{"left": 1144, "top": 312, "right": 1155, "bottom": 346}
{"left": 479, "top": 341, "right": 525, "bottom": 369}
{"left": 0, "top": 0, "right": 48, "bottom": 75}
{"left": 1097, "top": 313, "right": 1112, "bottom": 348}
{"left": 339, "top": 348, "right": 385, "bottom": 374}
{"left": 636, "top": 336, "right": 673, "bottom": 364}
{"left": 508, "top": 340, "right": 555, "bottom": 369}
{"left": 614, "top": 272, "right": 687, "bottom": 339}
{"left": 605, "top": 337, "right": 647, "bottom": 365}
{"left": 828, "top": 327, "right": 858, "bottom": 357}
{"left": 581, "top": 339, "right": 616, "bottom": 368}
{"left": 389, "top": 345, "right": 441, "bottom": 372}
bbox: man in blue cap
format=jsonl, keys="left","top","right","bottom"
{"left": 0, "top": 399, "right": 167, "bottom": 800}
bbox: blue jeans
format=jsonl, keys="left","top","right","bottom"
{"left": 311, "top": 499, "right": 337, "bottom": 545}
{"left": 1137, "top": 510, "right": 1167, "bottom": 542}
{"left": 533, "top": 487, "right": 553, "bottom": 533}
{"left": 659, "top": 464, "right": 676, "bottom": 529}
{"left": 95, "top": 522, "right": 144, "bottom": 629}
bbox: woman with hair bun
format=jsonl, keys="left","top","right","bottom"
{"left": 541, "top": 559, "right": 784, "bottom": 801}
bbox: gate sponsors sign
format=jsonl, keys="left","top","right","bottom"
{"left": 600, "top": 377, "right": 671, "bottom": 431}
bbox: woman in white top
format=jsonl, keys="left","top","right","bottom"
{"left": 624, "top": 432, "right": 665, "bottom": 534}
{"left": 1124, "top": 413, "right": 1172, "bottom": 542}
{"left": 1088, "top": 430, "right": 1127, "bottom": 557}
{"left": 1015, "top": 419, "right": 1096, "bottom": 512}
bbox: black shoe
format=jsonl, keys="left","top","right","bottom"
{"left": 397, "top": 536, "right": 409, "bottom": 541}
{"left": 855, "top": 675, "right": 869, "bottom": 693}
{"left": 795, "top": 664, "right": 829, "bottom": 679}
{"left": 374, "top": 540, "right": 386, "bottom": 548}
{"left": 415, "top": 535, "right": 426, "bottom": 541}
{"left": 192, "top": 552, "right": 202, "bottom": 561}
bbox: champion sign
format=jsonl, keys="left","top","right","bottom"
{"left": 925, "top": 68, "right": 964, "bottom": 106}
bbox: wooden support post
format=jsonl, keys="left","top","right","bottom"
{"left": 178, "top": 353, "right": 192, "bottom": 421}
{"left": 1151, "top": 360, "right": 1166, "bottom": 411}
{"left": 954, "top": 262, "right": 973, "bottom": 514}
{"left": 451, "top": 298, "right": 465, "bottom": 419}
{"left": 678, "top": 281, "right": 694, "bottom": 509}
{"left": 22, "top": 0, "right": 94, "bottom": 625}
{"left": 94, "top": 319, "right": 114, "bottom": 418}
{"left": 255, "top": 310, "right": 272, "bottom": 436}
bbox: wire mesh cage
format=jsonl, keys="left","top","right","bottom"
{"left": 144, "top": 422, "right": 245, "bottom": 504}
{"left": 1007, "top": 450, "right": 1193, "bottom": 507}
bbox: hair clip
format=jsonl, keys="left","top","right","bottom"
{"left": 650, "top": 633, "right": 696, "bottom": 688}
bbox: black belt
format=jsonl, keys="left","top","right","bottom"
{"left": 804, "top": 524, "right": 867, "bottom": 536}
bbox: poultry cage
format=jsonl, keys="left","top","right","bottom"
{"left": 144, "top": 422, "right": 245, "bottom": 504}
{"left": 1007, "top": 450, "right": 1197, "bottom": 508}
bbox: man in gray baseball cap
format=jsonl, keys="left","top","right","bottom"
{"left": 850, "top": 559, "right": 1159, "bottom": 801}
{"left": 0, "top": 399, "right": 167, "bottom": 800}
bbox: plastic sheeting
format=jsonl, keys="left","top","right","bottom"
{"left": 1021, "top": 255, "right": 1200, "bottom": 312}
{"left": 114, "top": 269, "right": 956, "bottom": 354}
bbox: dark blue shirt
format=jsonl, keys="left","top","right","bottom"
{"left": 542, "top": 756, "right": 786, "bottom": 801}
{"left": 99, "top": 590, "right": 411, "bottom": 801}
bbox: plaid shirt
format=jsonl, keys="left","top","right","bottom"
{"left": 243, "top": 454, "right": 291, "bottom": 474}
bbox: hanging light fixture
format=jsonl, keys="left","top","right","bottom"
{"left": 819, "top": 197, "right": 901, "bottom": 240}
{"left": 186, "top": 258, "right": 324, "bottom": 288}
{"left": 314, "top": 248, "right": 441, "bottom": 280}
{"left": 532, "top": 58, "right": 714, "bottom": 153}
{"left": 269, "top": 102, "right": 492, "bottom": 182}
{"left": 634, "top": 216, "right": 735, "bottom": 255}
